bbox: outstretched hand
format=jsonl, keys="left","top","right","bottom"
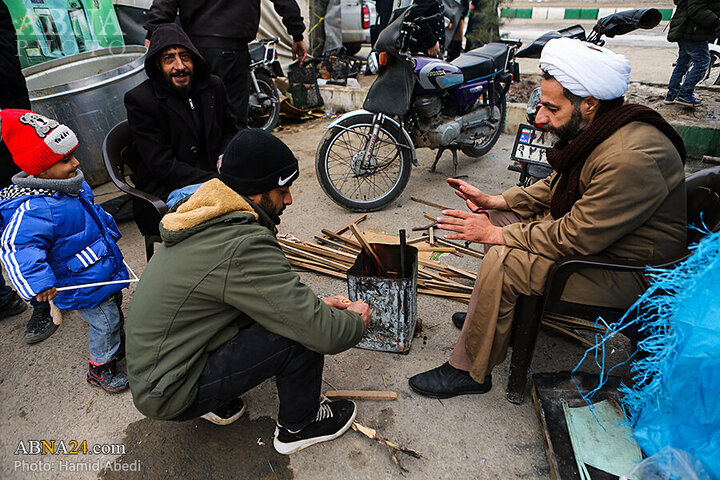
{"left": 446, "top": 178, "right": 509, "bottom": 212}
{"left": 322, "top": 295, "right": 352, "bottom": 309}
{"left": 436, "top": 209, "right": 505, "bottom": 245}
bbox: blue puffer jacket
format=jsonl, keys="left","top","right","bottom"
{"left": 0, "top": 178, "right": 128, "bottom": 310}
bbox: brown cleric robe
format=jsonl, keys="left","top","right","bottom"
{"left": 450, "top": 121, "right": 687, "bottom": 381}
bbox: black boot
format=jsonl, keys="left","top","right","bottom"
{"left": 24, "top": 307, "right": 57, "bottom": 344}
{"left": 87, "top": 359, "right": 129, "bottom": 393}
{"left": 0, "top": 291, "right": 27, "bottom": 319}
{"left": 409, "top": 362, "right": 491, "bottom": 398}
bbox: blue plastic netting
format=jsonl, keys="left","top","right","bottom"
{"left": 571, "top": 229, "right": 720, "bottom": 479}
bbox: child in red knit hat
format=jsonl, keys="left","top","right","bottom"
{"left": 0, "top": 109, "right": 130, "bottom": 393}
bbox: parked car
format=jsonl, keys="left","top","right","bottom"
{"left": 342, "top": 0, "right": 376, "bottom": 55}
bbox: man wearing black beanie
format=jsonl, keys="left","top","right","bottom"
{"left": 126, "top": 129, "right": 371, "bottom": 455}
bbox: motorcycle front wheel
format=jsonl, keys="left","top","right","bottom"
{"left": 460, "top": 89, "right": 507, "bottom": 158}
{"left": 248, "top": 72, "right": 281, "bottom": 131}
{"left": 316, "top": 114, "right": 413, "bottom": 212}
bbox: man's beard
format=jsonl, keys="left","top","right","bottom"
{"left": 546, "top": 104, "right": 587, "bottom": 144}
{"left": 258, "top": 193, "right": 285, "bottom": 222}
{"left": 166, "top": 71, "right": 193, "bottom": 96}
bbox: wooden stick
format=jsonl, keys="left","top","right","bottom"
{"left": 348, "top": 224, "right": 388, "bottom": 276}
{"left": 279, "top": 237, "right": 357, "bottom": 263}
{"left": 324, "top": 390, "right": 398, "bottom": 401}
{"left": 412, "top": 222, "right": 436, "bottom": 232}
{"left": 406, "top": 237, "right": 428, "bottom": 245}
{"left": 314, "top": 236, "right": 360, "bottom": 254}
{"left": 423, "top": 213, "right": 437, "bottom": 222}
{"left": 288, "top": 259, "right": 348, "bottom": 280}
{"left": 321, "top": 229, "right": 362, "bottom": 249}
{"left": 410, "top": 196, "right": 449, "bottom": 211}
{"left": 541, "top": 321, "right": 594, "bottom": 348}
{"left": 418, "top": 288, "right": 472, "bottom": 300}
{"left": 433, "top": 237, "right": 485, "bottom": 259}
{"left": 317, "top": 215, "right": 368, "bottom": 244}
{"left": 429, "top": 226, "right": 435, "bottom": 245}
{"left": 282, "top": 243, "right": 352, "bottom": 271}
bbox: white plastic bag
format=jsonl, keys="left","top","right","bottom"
{"left": 620, "top": 447, "right": 712, "bottom": 480}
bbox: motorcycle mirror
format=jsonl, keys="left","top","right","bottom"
{"left": 592, "top": 8, "right": 662, "bottom": 39}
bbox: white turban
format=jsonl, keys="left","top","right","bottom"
{"left": 539, "top": 38, "right": 631, "bottom": 100}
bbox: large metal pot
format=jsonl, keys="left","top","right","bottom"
{"left": 23, "top": 46, "right": 147, "bottom": 186}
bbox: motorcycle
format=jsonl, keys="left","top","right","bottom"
{"left": 508, "top": 8, "right": 663, "bottom": 187}
{"left": 247, "top": 38, "right": 284, "bottom": 131}
{"left": 315, "top": 6, "right": 521, "bottom": 212}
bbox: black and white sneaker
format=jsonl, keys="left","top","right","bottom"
{"left": 201, "top": 398, "right": 246, "bottom": 426}
{"left": 273, "top": 400, "right": 357, "bottom": 455}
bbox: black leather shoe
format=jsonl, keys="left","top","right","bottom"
{"left": 451, "top": 312, "right": 466, "bottom": 330}
{"left": 409, "top": 362, "right": 491, "bottom": 399}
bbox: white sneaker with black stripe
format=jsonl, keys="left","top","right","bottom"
{"left": 273, "top": 399, "right": 357, "bottom": 454}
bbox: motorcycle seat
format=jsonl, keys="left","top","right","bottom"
{"left": 249, "top": 42, "right": 265, "bottom": 63}
{"left": 451, "top": 43, "right": 510, "bottom": 82}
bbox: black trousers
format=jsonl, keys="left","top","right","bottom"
{"left": 173, "top": 323, "right": 324, "bottom": 431}
{"left": 198, "top": 47, "right": 250, "bottom": 128}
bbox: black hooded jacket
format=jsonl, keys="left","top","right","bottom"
{"left": 144, "top": 0, "right": 305, "bottom": 48}
{"left": 124, "top": 24, "right": 238, "bottom": 233}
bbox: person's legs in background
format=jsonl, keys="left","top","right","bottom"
{"left": 676, "top": 40, "right": 710, "bottom": 106}
{"left": 667, "top": 41, "right": 710, "bottom": 105}
{"left": 199, "top": 47, "right": 250, "bottom": 128}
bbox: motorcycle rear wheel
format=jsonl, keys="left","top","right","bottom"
{"left": 316, "top": 114, "right": 413, "bottom": 212}
{"left": 460, "top": 89, "right": 507, "bottom": 158}
{"left": 248, "top": 72, "right": 281, "bottom": 131}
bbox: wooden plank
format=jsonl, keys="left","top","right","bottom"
{"left": 410, "top": 196, "right": 449, "bottom": 211}
{"left": 406, "top": 237, "right": 428, "bottom": 245}
{"left": 443, "top": 264, "right": 477, "bottom": 280}
{"left": 348, "top": 223, "right": 388, "bottom": 276}
{"left": 324, "top": 390, "right": 398, "bottom": 401}
{"left": 429, "top": 226, "right": 435, "bottom": 245}
{"left": 433, "top": 238, "right": 485, "bottom": 258}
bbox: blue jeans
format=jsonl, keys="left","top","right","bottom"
{"left": 667, "top": 41, "right": 711, "bottom": 99}
{"left": 76, "top": 294, "right": 124, "bottom": 364}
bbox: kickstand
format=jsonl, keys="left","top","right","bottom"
{"left": 430, "top": 147, "right": 445, "bottom": 173}
{"left": 430, "top": 147, "right": 459, "bottom": 176}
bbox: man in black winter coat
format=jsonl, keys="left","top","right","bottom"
{"left": 144, "top": 0, "right": 307, "bottom": 127}
{"left": 124, "top": 23, "right": 238, "bottom": 235}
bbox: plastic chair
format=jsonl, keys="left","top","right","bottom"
{"left": 506, "top": 167, "right": 720, "bottom": 404}
{"left": 102, "top": 120, "right": 168, "bottom": 262}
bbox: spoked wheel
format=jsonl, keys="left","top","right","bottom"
{"left": 248, "top": 72, "right": 281, "bottom": 131}
{"left": 460, "top": 88, "right": 507, "bottom": 158}
{"left": 316, "top": 114, "right": 413, "bottom": 212}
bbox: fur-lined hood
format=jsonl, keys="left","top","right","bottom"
{"left": 159, "top": 179, "right": 273, "bottom": 246}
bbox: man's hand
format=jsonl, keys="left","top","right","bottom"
{"left": 427, "top": 41, "right": 441, "bottom": 57}
{"left": 321, "top": 295, "right": 352, "bottom": 309}
{"left": 292, "top": 40, "right": 307, "bottom": 64}
{"left": 35, "top": 287, "right": 57, "bottom": 302}
{"left": 437, "top": 209, "right": 505, "bottom": 245}
{"left": 347, "top": 300, "right": 372, "bottom": 329}
{"left": 447, "top": 178, "right": 508, "bottom": 211}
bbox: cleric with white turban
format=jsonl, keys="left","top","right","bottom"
{"left": 539, "top": 37, "right": 631, "bottom": 100}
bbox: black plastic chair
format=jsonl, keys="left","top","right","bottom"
{"left": 102, "top": 120, "right": 168, "bottom": 262}
{"left": 506, "top": 166, "right": 720, "bottom": 404}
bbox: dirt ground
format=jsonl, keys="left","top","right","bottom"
{"left": 508, "top": 74, "right": 720, "bottom": 123}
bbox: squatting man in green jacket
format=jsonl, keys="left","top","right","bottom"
{"left": 125, "top": 129, "right": 372, "bottom": 455}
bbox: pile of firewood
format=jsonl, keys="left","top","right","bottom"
{"left": 279, "top": 214, "right": 483, "bottom": 304}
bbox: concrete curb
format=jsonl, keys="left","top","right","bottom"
{"left": 500, "top": 7, "right": 674, "bottom": 20}
{"left": 318, "top": 85, "right": 719, "bottom": 158}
